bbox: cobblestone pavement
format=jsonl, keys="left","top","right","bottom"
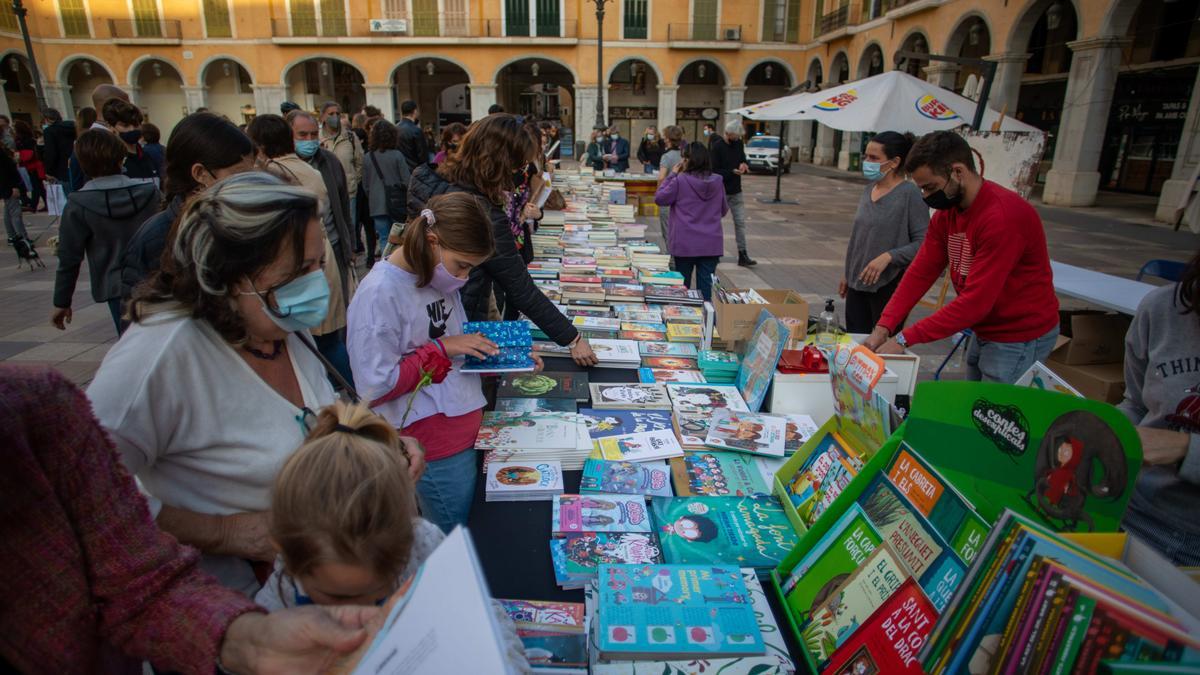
{"left": 4, "top": 165, "right": 1198, "bottom": 386}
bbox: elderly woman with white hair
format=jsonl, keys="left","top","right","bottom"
{"left": 709, "top": 119, "right": 757, "bottom": 267}
{"left": 86, "top": 171, "right": 425, "bottom": 597}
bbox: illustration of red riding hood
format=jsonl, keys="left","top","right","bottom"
{"left": 1045, "top": 436, "right": 1085, "bottom": 505}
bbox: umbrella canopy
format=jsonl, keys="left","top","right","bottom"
{"left": 731, "top": 70, "right": 1041, "bottom": 135}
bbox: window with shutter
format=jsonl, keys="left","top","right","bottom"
{"left": 785, "top": 0, "right": 799, "bottom": 41}
{"left": 505, "top": 0, "right": 529, "bottom": 36}
{"left": 202, "top": 0, "right": 232, "bottom": 37}
{"left": 692, "top": 0, "right": 717, "bottom": 40}
{"left": 534, "top": 0, "right": 559, "bottom": 36}
{"left": 59, "top": 0, "right": 90, "bottom": 37}
{"left": 411, "top": 0, "right": 437, "bottom": 35}
{"left": 0, "top": 3, "right": 18, "bottom": 31}
{"left": 623, "top": 0, "right": 647, "bottom": 39}
{"left": 290, "top": 0, "right": 317, "bottom": 35}
{"left": 320, "top": 0, "right": 346, "bottom": 36}
{"left": 132, "top": 0, "right": 161, "bottom": 37}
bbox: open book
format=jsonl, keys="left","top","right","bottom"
{"left": 334, "top": 527, "right": 520, "bottom": 675}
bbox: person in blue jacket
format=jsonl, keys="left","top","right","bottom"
{"left": 601, "top": 126, "right": 630, "bottom": 173}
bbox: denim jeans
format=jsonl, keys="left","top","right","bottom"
{"left": 417, "top": 448, "right": 478, "bottom": 533}
{"left": 965, "top": 326, "right": 1059, "bottom": 383}
{"left": 727, "top": 192, "right": 749, "bottom": 253}
{"left": 674, "top": 256, "right": 719, "bottom": 301}
{"left": 4, "top": 196, "right": 27, "bottom": 241}
{"left": 373, "top": 216, "right": 392, "bottom": 253}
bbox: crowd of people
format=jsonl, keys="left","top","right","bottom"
{"left": 1, "top": 82, "right": 1198, "bottom": 673}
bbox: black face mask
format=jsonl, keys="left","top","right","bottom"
{"left": 923, "top": 176, "right": 963, "bottom": 210}
{"left": 119, "top": 129, "right": 143, "bottom": 145}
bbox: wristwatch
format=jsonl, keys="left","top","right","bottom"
{"left": 568, "top": 334, "right": 583, "bottom": 350}
{"left": 894, "top": 332, "right": 908, "bottom": 348}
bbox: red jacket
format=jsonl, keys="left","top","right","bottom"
{"left": 878, "top": 180, "right": 1059, "bottom": 345}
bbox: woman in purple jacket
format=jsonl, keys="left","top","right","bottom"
{"left": 654, "top": 141, "right": 728, "bottom": 301}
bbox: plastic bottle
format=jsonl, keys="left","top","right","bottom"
{"left": 816, "top": 298, "right": 838, "bottom": 348}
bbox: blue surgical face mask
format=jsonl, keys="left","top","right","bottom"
{"left": 862, "top": 160, "right": 888, "bottom": 181}
{"left": 246, "top": 268, "right": 330, "bottom": 332}
{"left": 295, "top": 139, "right": 319, "bottom": 158}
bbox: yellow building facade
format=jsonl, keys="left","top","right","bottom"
{"left": 0, "top": 0, "right": 1196, "bottom": 217}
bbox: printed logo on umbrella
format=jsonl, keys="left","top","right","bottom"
{"left": 812, "top": 89, "right": 858, "bottom": 111}
{"left": 915, "top": 94, "right": 961, "bottom": 121}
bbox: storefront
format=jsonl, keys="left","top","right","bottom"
{"left": 1098, "top": 65, "right": 1197, "bottom": 195}
{"left": 676, "top": 107, "right": 721, "bottom": 143}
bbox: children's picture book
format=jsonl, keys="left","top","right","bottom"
{"left": 516, "top": 632, "right": 588, "bottom": 672}
{"left": 669, "top": 451, "right": 770, "bottom": 497}
{"left": 579, "top": 409, "right": 674, "bottom": 438}
{"left": 551, "top": 533, "right": 663, "bottom": 589}
{"left": 638, "top": 341, "right": 699, "bottom": 358}
{"left": 552, "top": 494, "right": 652, "bottom": 534}
{"left": 784, "top": 414, "right": 820, "bottom": 454}
{"left": 650, "top": 496, "right": 799, "bottom": 572}
{"left": 620, "top": 330, "right": 666, "bottom": 341}
{"left": 586, "top": 570, "right": 797, "bottom": 674}
{"left": 499, "top": 372, "right": 590, "bottom": 400}
{"left": 621, "top": 321, "right": 668, "bottom": 333}
{"left": 886, "top": 444, "right": 990, "bottom": 568}
{"left": 822, "top": 578, "right": 936, "bottom": 675}
{"left": 617, "top": 310, "right": 664, "bottom": 324}
{"left": 593, "top": 429, "right": 685, "bottom": 463}
{"left": 589, "top": 383, "right": 672, "bottom": 410}
{"left": 736, "top": 310, "right": 790, "bottom": 412}
{"left": 495, "top": 397, "right": 578, "bottom": 414}
{"left": 666, "top": 323, "right": 703, "bottom": 343}
{"left": 497, "top": 599, "right": 586, "bottom": 633}
{"left": 588, "top": 339, "right": 643, "bottom": 369}
{"left": 572, "top": 316, "right": 622, "bottom": 332}
{"left": 581, "top": 459, "right": 672, "bottom": 497}
{"left": 641, "top": 356, "right": 699, "bottom": 371}
{"left": 780, "top": 504, "right": 884, "bottom": 619}
{"left": 672, "top": 413, "right": 713, "bottom": 449}
{"left": 484, "top": 460, "right": 564, "bottom": 501}
{"left": 1015, "top": 361, "right": 1083, "bottom": 397}
{"left": 666, "top": 384, "right": 751, "bottom": 415}
{"left": 782, "top": 431, "right": 864, "bottom": 526}
{"left": 801, "top": 542, "right": 911, "bottom": 665}
{"left": 461, "top": 321, "right": 535, "bottom": 373}
{"left": 475, "top": 412, "right": 581, "bottom": 451}
{"left": 662, "top": 305, "right": 704, "bottom": 323}
{"left": 704, "top": 409, "right": 788, "bottom": 457}
{"left": 594, "top": 564, "right": 764, "bottom": 660}
{"left": 637, "top": 368, "right": 706, "bottom": 384}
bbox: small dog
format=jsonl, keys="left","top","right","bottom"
{"left": 9, "top": 235, "right": 45, "bottom": 270}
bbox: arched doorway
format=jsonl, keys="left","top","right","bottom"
{"left": 203, "top": 59, "right": 255, "bottom": 125}
{"left": 608, "top": 58, "right": 659, "bottom": 141}
{"left": 829, "top": 52, "right": 850, "bottom": 85}
{"left": 62, "top": 58, "right": 114, "bottom": 117}
{"left": 284, "top": 57, "right": 366, "bottom": 116}
{"left": 858, "top": 44, "right": 885, "bottom": 79}
{"left": 676, "top": 59, "right": 725, "bottom": 141}
{"left": 806, "top": 58, "right": 823, "bottom": 89}
{"left": 496, "top": 57, "right": 575, "bottom": 132}
{"left": 1013, "top": 0, "right": 1079, "bottom": 182}
{"left": 392, "top": 58, "right": 471, "bottom": 132}
{"left": 2, "top": 54, "right": 39, "bottom": 124}
{"left": 1097, "top": 0, "right": 1200, "bottom": 195}
{"left": 946, "top": 16, "right": 991, "bottom": 95}
{"left": 133, "top": 58, "right": 186, "bottom": 132}
{"left": 896, "top": 31, "right": 930, "bottom": 78}
{"left": 743, "top": 60, "right": 792, "bottom": 136}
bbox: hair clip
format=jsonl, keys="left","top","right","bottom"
{"left": 333, "top": 423, "right": 359, "bottom": 435}
{"left": 421, "top": 208, "right": 436, "bottom": 227}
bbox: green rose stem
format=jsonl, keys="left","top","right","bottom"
{"left": 399, "top": 369, "right": 435, "bottom": 429}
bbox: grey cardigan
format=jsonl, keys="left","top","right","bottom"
{"left": 844, "top": 179, "right": 929, "bottom": 293}
{"left": 363, "top": 149, "right": 411, "bottom": 219}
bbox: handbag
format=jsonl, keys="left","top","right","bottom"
{"left": 369, "top": 151, "right": 407, "bottom": 224}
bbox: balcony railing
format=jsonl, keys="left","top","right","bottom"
{"left": 107, "top": 18, "right": 182, "bottom": 40}
{"left": 883, "top": 0, "right": 921, "bottom": 11}
{"left": 817, "top": 6, "right": 849, "bottom": 36}
{"left": 271, "top": 17, "right": 577, "bottom": 38}
{"left": 667, "top": 23, "right": 743, "bottom": 42}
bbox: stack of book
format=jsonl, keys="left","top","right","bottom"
{"left": 483, "top": 460, "right": 564, "bottom": 502}
{"left": 704, "top": 409, "right": 788, "bottom": 458}
{"left": 497, "top": 599, "right": 588, "bottom": 675}
{"left": 699, "top": 350, "right": 741, "bottom": 383}
{"left": 588, "top": 339, "right": 642, "bottom": 369}
{"left": 666, "top": 322, "right": 702, "bottom": 344}
{"left": 645, "top": 285, "right": 704, "bottom": 306}
{"left": 669, "top": 451, "right": 771, "bottom": 497}
{"left": 461, "top": 321, "right": 534, "bottom": 373}
{"left": 579, "top": 408, "right": 684, "bottom": 463}
{"left": 589, "top": 383, "right": 672, "bottom": 411}
{"left": 572, "top": 316, "right": 621, "bottom": 338}
{"left": 580, "top": 458, "right": 673, "bottom": 497}
{"left": 550, "top": 532, "right": 663, "bottom": 591}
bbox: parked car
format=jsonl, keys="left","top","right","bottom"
{"left": 745, "top": 135, "right": 792, "bottom": 174}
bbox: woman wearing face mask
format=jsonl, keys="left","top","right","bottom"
{"left": 120, "top": 112, "right": 256, "bottom": 304}
{"left": 101, "top": 98, "right": 159, "bottom": 183}
{"left": 348, "top": 192, "right": 541, "bottom": 532}
{"left": 637, "top": 125, "right": 665, "bottom": 174}
{"left": 88, "top": 172, "right": 426, "bottom": 597}
{"left": 585, "top": 129, "right": 606, "bottom": 171}
{"left": 840, "top": 131, "right": 929, "bottom": 334}
{"left": 432, "top": 122, "right": 466, "bottom": 166}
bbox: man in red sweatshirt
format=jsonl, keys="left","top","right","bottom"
{"left": 862, "top": 131, "right": 1059, "bottom": 382}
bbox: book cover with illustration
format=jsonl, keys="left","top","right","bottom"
{"left": 885, "top": 444, "right": 990, "bottom": 568}
{"left": 581, "top": 459, "right": 673, "bottom": 497}
{"left": 638, "top": 368, "right": 707, "bottom": 384}
{"left": 736, "top": 310, "right": 789, "bottom": 412}
{"left": 639, "top": 341, "right": 699, "bottom": 358}
{"left": 589, "top": 383, "right": 672, "bottom": 410}
{"left": 517, "top": 633, "right": 588, "bottom": 671}
{"left": 593, "top": 429, "right": 685, "bottom": 463}
{"left": 484, "top": 460, "right": 564, "bottom": 495}
{"left": 650, "top": 496, "right": 799, "bottom": 572}
{"left": 595, "top": 564, "right": 764, "bottom": 659}
{"left": 499, "top": 371, "right": 590, "bottom": 400}
{"left": 588, "top": 339, "right": 642, "bottom": 368}
{"left": 666, "top": 323, "right": 703, "bottom": 342}
{"left": 475, "top": 412, "right": 580, "bottom": 451}
{"left": 801, "top": 542, "right": 911, "bottom": 665}
{"left": 551, "top": 533, "right": 663, "bottom": 587}
{"left": 580, "top": 409, "right": 674, "bottom": 438}
{"left": 782, "top": 432, "right": 864, "bottom": 526}
{"left": 784, "top": 414, "right": 820, "bottom": 454}
{"left": 669, "top": 451, "right": 770, "bottom": 497}
{"left": 497, "top": 599, "right": 586, "bottom": 633}
{"left": 622, "top": 321, "right": 668, "bottom": 333}
{"left": 780, "top": 504, "right": 884, "bottom": 622}
{"left": 666, "top": 384, "right": 751, "bottom": 415}
{"left": 620, "top": 330, "right": 666, "bottom": 341}
{"left": 673, "top": 413, "right": 714, "bottom": 449}
{"left": 900, "top": 381, "right": 1141, "bottom": 533}
{"left": 495, "top": 397, "right": 578, "bottom": 414}
{"left": 822, "top": 578, "right": 937, "bottom": 675}
{"left": 553, "top": 494, "right": 652, "bottom": 535}
{"left": 641, "top": 356, "right": 699, "bottom": 371}
{"left": 704, "top": 410, "right": 788, "bottom": 457}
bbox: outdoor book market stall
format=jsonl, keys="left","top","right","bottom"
{"left": 340, "top": 168, "right": 1200, "bottom": 675}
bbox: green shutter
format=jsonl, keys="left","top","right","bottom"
{"left": 786, "top": 0, "right": 799, "bottom": 42}
{"left": 0, "top": 3, "right": 18, "bottom": 31}
{"left": 506, "top": 0, "right": 529, "bottom": 36}
{"left": 203, "top": 0, "right": 232, "bottom": 37}
{"left": 290, "top": 0, "right": 316, "bottom": 36}
{"left": 693, "top": 0, "right": 717, "bottom": 40}
{"left": 813, "top": 0, "right": 823, "bottom": 37}
{"left": 761, "top": 0, "right": 777, "bottom": 41}
{"left": 59, "top": 0, "right": 90, "bottom": 37}
{"left": 623, "top": 0, "right": 647, "bottom": 39}
{"left": 132, "top": 0, "right": 161, "bottom": 37}
{"left": 319, "top": 0, "right": 345, "bottom": 36}
{"left": 535, "top": 0, "right": 559, "bottom": 36}
{"left": 412, "top": 0, "right": 438, "bottom": 35}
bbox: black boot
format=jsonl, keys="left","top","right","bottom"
{"left": 738, "top": 250, "right": 758, "bottom": 267}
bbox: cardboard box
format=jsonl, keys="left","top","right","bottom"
{"left": 1051, "top": 311, "right": 1130, "bottom": 365}
{"left": 1047, "top": 360, "right": 1125, "bottom": 404}
{"left": 714, "top": 289, "right": 810, "bottom": 343}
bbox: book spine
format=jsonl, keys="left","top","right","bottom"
{"left": 1071, "top": 609, "right": 1121, "bottom": 675}
{"left": 991, "top": 563, "right": 1045, "bottom": 675}
{"left": 944, "top": 538, "right": 1036, "bottom": 675}
{"left": 1013, "top": 574, "right": 1063, "bottom": 674}
{"left": 1050, "top": 593, "right": 1096, "bottom": 675}
{"left": 1031, "top": 585, "right": 1074, "bottom": 675}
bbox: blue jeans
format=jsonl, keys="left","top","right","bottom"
{"left": 373, "top": 216, "right": 392, "bottom": 253}
{"left": 417, "top": 448, "right": 478, "bottom": 533}
{"left": 674, "top": 256, "right": 719, "bottom": 301}
{"left": 965, "top": 326, "right": 1059, "bottom": 383}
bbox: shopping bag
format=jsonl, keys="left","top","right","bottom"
{"left": 46, "top": 182, "right": 66, "bottom": 216}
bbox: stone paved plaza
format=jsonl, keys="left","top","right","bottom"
{"left": 3, "top": 165, "right": 1198, "bottom": 386}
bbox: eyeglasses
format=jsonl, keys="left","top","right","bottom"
{"left": 295, "top": 406, "right": 317, "bottom": 435}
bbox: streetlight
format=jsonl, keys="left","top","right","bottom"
{"left": 11, "top": 0, "right": 46, "bottom": 112}
{"left": 591, "top": 0, "right": 611, "bottom": 132}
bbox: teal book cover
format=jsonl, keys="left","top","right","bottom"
{"left": 650, "top": 496, "right": 798, "bottom": 572}
{"left": 669, "top": 451, "right": 770, "bottom": 497}
{"left": 781, "top": 503, "right": 884, "bottom": 623}
{"left": 581, "top": 459, "right": 673, "bottom": 497}
{"left": 596, "top": 564, "right": 764, "bottom": 659}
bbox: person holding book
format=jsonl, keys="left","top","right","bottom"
{"left": 863, "top": 131, "right": 1059, "bottom": 383}
{"left": 655, "top": 141, "right": 728, "bottom": 302}
{"left": 840, "top": 131, "right": 929, "bottom": 334}
{"left": 1118, "top": 247, "right": 1200, "bottom": 565}
{"left": 637, "top": 126, "right": 665, "bottom": 174}
{"left": 348, "top": 192, "right": 540, "bottom": 532}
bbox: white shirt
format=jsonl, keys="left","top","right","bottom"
{"left": 87, "top": 311, "right": 336, "bottom": 593}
